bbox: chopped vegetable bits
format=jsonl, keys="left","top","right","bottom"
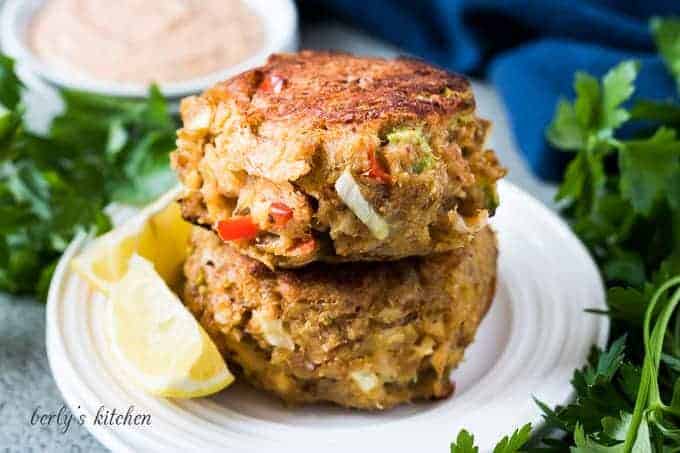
{"left": 217, "top": 216, "right": 259, "bottom": 241}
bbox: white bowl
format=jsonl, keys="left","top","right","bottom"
{"left": 0, "top": 0, "right": 298, "bottom": 99}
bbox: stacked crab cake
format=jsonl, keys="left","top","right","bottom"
{"left": 173, "top": 51, "right": 505, "bottom": 410}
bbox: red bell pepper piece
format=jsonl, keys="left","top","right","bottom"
{"left": 367, "top": 149, "right": 391, "bottom": 183}
{"left": 217, "top": 216, "right": 259, "bottom": 241}
{"left": 270, "top": 202, "right": 293, "bottom": 227}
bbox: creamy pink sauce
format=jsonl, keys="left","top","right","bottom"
{"left": 28, "top": 0, "right": 264, "bottom": 84}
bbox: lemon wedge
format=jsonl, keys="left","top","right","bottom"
{"left": 107, "top": 254, "right": 234, "bottom": 398}
{"left": 72, "top": 187, "right": 191, "bottom": 294}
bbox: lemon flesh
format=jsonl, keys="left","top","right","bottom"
{"left": 72, "top": 187, "right": 191, "bottom": 294}
{"left": 108, "top": 254, "right": 234, "bottom": 398}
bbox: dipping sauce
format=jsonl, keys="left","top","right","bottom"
{"left": 28, "top": 0, "right": 264, "bottom": 84}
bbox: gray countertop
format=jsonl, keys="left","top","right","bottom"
{"left": 0, "top": 25, "right": 555, "bottom": 452}
{"left": 1, "top": 296, "right": 107, "bottom": 452}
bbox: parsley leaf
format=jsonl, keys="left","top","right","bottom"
{"left": 630, "top": 99, "right": 680, "bottom": 126}
{"left": 450, "top": 425, "right": 531, "bottom": 453}
{"left": 492, "top": 424, "right": 532, "bottom": 453}
{"left": 0, "top": 55, "right": 22, "bottom": 110}
{"left": 651, "top": 17, "right": 680, "bottom": 92}
{"left": 545, "top": 97, "right": 586, "bottom": 151}
{"left": 618, "top": 127, "right": 680, "bottom": 216}
{"left": 600, "top": 61, "right": 637, "bottom": 133}
{"left": 571, "top": 413, "right": 651, "bottom": 452}
{"left": 450, "top": 430, "right": 479, "bottom": 453}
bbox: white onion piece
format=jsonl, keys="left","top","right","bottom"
{"left": 350, "top": 370, "right": 379, "bottom": 393}
{"left": 452, "top": 209, "right": 489, "bottom": 234}
{"left": 335, "top": 169, "right": 389, "bottom": 240}
{"left": 251, "top": 309, "right": 294, "bottom": 351}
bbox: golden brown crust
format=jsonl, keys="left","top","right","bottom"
{"left": 171, "top": 51, "right": 505, "bottom": 268}
{"left": 182, "top": 226, "right": 498, "bottom": 409}
{"left": 204, "top": 51, "right": 474, "bottom": 126}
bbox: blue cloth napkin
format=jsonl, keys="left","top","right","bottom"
{"left": 298, "top": 0, "right": 680, "bottom": 180}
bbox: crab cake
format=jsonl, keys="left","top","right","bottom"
{"left": 182, "top": 226, "right": 498, "bottom": 410}
{"left": 171, "top": 51, "right": 505, "bottom": 269}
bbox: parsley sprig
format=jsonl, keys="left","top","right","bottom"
{"left": 452, "top": 17, "right": 680, "bottom": 452}
{"left": 450, "top": 425, "right": 532, "bottom": 453}
{"left": 0, "top": 59, "right": 178, "bottom": 298}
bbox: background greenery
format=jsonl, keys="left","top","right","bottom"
{"left": 0, "top": 63, "right": 178, "bottom": 298}
{"left": 452, "top": 18, "right": 680, "bottom": 453}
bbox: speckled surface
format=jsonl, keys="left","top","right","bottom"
{"left": 0, "top": 296, "right": 106, "bottom": 452}
{"left": 0, "top": 25, "right": 555, "bottom": 452}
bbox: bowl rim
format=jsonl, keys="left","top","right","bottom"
{"left": 0, "top": 0, "right": 298, "bottom": 99}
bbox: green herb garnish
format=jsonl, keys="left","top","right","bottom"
{"left": 0, "top": 57, "right": 178, "bottom": 298}
{"left": 651, "top": 17, "right": 680, "bottom": 91}
{"left": 452, "top": 17, "right": 680, "bottom": 451}
{"left": 450, "top": 424, "right": 531, "bottom": 453}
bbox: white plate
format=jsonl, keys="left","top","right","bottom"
{"left": 46, "top": 180, "right": 608, "bottom": 452}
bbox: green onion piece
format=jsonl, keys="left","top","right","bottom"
{"left": 412, "top": 154, "right": 433, "bottom": 174}
{"left": 387, "top": 126, "right": 436, "bottom": 173}
{"left": 335, "top": 169, "right": 389, "bottom": 240}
